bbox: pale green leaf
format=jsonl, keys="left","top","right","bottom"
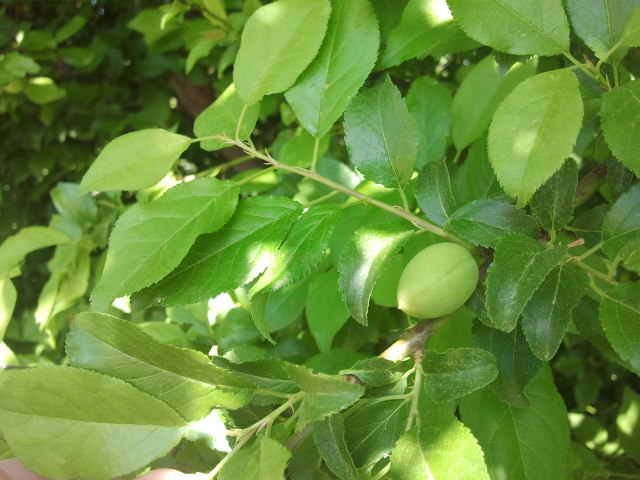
{"left": 601, "top": 79, "right": 640, "bottom": 177}
{"left": 452, "top": 55, "right": 536, "bottom": 152}
{"left": 233, "top": 0, "right": 331, "bottom": 104}
{"left": 387, "top": 427, "right": 432, "bottom": 480}
{"left": 79, "top": 129, "right": 192, "bottom": 193}
{"left": 415, "top": 160, "right": 456, "bottom": 227}
{"left": 220, "top": 436, "right": 291, "bottom": 480}
{"left": 340, "top": 357, "right": 403, "bottom": 387}
{"left": 423, "top": 348, "right": 498, "bottom": 402}
{"left": 91, "top": 178, "right": 239, "bottom": 311}
{"left": 0, "top": 277, "right": 16, "bottom": 342}
{"left": 459, "top": 367, "right": 570, "bottom": 480}
{"left": 622, "top": 5, "right": 640, "bottom": 45}
{"left": 529, "top": 159, "right": 579, "bottom": 233}
{"left": 599, "top": 282, "right": 640, "bottom": 374}
{"left": 522, "top": 264, "right": 587, "bottom": 361}
{"left": 617, "top": 387, "right": 640, "bottom": 461}
{"left": 250, "top": 291, "right": 276, "bottom": 344}
{"left": 602, "top": 184, "right": 640, "bottom": 272}
{"left": 67, "top": 312, "right": 252, "bottom": 420}
{"left": 278, "top": 130, "right": 330, "bottom": 167}
{"left": 24, "top": 77, "right": 65, "bottom": 104}
{"left": 133, "top": 196, "right": 301, "bottom": 307}
{"left": 252, "top": 204, "right": 340, "bottom": 293}
{"left": 0, "top": 226, "right": 69, "bottom": 278}
{"left": 447, "top": 0, "right": 570, "bottom": 55}
{"left": 338, "top": 223, "right": 414, "bottom": 325}
{"left": 343, "top": 76, "right": 418, "bottom": 189}
{"left": 285, "top": 0, "right": 379, "bottom": 138}
{"left": 307, "top": 269, "right": 350, "bottom": 352}
{"left": 486, "top": 233, "right": 566, "bottom": 331}
{"left": 488, "top": 69, "right": 583, "bottom": 207}
{"left": 313, "top": 414, "right": 357, "bottom": 480}
{"left": 194, "top": 83, "right": 261, "bottom": 150}
{"left": 50, "top": 182, "right": 98, "bottom": 227}
{"left": 380, "top": 0, "right": 478, "bottom": 69}
{"left": 0, "top": 366, "right": 186, "bottom": 480}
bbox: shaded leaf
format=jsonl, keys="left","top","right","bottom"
{"left": 602, "top": 183, "right": 640, "bottom": 273}
{"left": 529, "top": 160, "right": 579, "bottom": 233}
{"left": 622, "top": 5, "right": 640, "bottom": 45}
{"left": 616, "top": 387, "right": 640, "bottom": 462}
{"left": 450, "top": 136, "right": 502, "bottom": 205}
{"left": 313, "top": 414, "right": 357, "bottom": 480}
{"left": 415, "top": 160, "right": 456, "bottom": 227}
{"left": 599, "top": 282, "right": 640, "bottom": 374}
{"left": 307, "top": 269, "right": 350, "bottom": 352}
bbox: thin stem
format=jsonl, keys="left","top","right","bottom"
{"left": 596, "top": 40, "right": 624, "bottom": 72}
{"left": 562, "top": 52, "right": 599, "bottom": 82}
{"left": 207, "top": 434, "right": 252, "bottom": 479}
{"left": 235, "top": 392, "right": 304, "bottom": 439}
{"left": 371, "top": 463, "right": 391, "bottom": 480}
{"left": 406, "top": 353, "right": 424, "bottom": 432}
{"left": 235, "top": 103, "right": 249, "bottom": 140}
{"left": 577, "top": 241, "right": 604, "bottom": 261}
{"left": 398, "top": 186, "right": 410, "bottom": 211}
{"left": 608, "top": 255, "right": 622, "bottom": 279}
{"left": 311, "top": 135, "right": 321, "bottom": 171}
{"left": 236, "top": 165, "right": 276, "bottom": 186}
{"left": 194, "top": 154, "right": 254, "bottom": 178}
{"left": 302, "top": 190, "right": 339, "bottom": 208}
{"left": 380, "top": 316, "right": 449, "bottom": 361}
{"left": 570, "top": 256, "right": 618, "bottom": 286}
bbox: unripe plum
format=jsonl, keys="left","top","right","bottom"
{"left": 397, "top": 242, "right": 479, "bottom": 318}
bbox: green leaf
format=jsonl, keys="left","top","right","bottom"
{"left": 285, "top": 0, "right": 379, "bottom": 138}
{"left": 529, "top": 160, "right": 579, "bottom": 233}
{"left": 486, "top": 233, "right": 566, "bottom": 331}
{"left": 281, "top": 363, "right": 364, "bottom": 429}
{"left": 415, "top": 160, "right": 456, "bottom": 227}
{"left": 380, "top": 0, "right": 478, "bottom": 69}
{"left": 340, "top": 357, "right": 403, "bottom": 387}
{"left": 0, "top": 366, "right": 186, "bottom": 480}
{"left": 50, "top": 182, "right": 98, "bottom": 227}
{"left": 219, "top": 436, "right": 291, "bottom": 480}
{"left": 602, "top": 184, "right": 640, "bottom": 273}
{"left": 66, "top": 312, "right": 252, "bottom": 420}
{"left": 452, "top": 55, "right": 537, "bottom": 152}
{"left": 460, "top": 367, "right": 570, "bottom": 480}
{"left": 134, "top": 196, "right": 301, "bottom": 307}
{"left": 616, "top": 387, "right": 640, "bottom": 462}
{"left": 607, "top": 158, "right": 636, "bottom": 200}
{"left": 55, "top": 15, "right": 87, "bottom": 42}
{"left": 252, "top": 204, "right": 341, "bottom": 293}
{"left": 601, "top": 79, "right": 640, "bottom": 177}
{"left": 250, "top": 291, "right": 276, "bottom": 344}
{"left": 24, "top": 77, "right": 65, "bottom": 104}
{"left": 79, "top": 129, "right": 192, "bottom": 193}
{"left": 91, "top": 179, "right": 238, "bottom": 311}
{"left": 450, "top": 136, "right": 502, "bottom": 205}
{"left": 522, "top": 264, "right": 587, "bottom": 361}
{"left": 423, "top": 348, "right": 498, "bottom": 402}
{"left": 447, "top": 0, "right": 570, "bottom": 55}
{"left": 406, "top": 76, "right": 453, "bottom": 168}
{"left": 488, "top": 69, "right": 584, "bottom": 207}
{"left": 278, "top": 130, "right": 330, "bottom": 167}
{"left": 313, "top": 414, "right": 357, "bottom": 480}
{"left": 338, "top": 224, "right": 414, "bottom": 325}
{"left": 194, "top": 83, "right": 261, "bottom": 151}
{"left": 566, "top": 0, "right": 640, "bottom": 61}
{"left": 233, "top": 0, "right": 331, "bottom": 104}
{"left": 307, "top": 269, "right": 350, "bottom": 352}
{"left": 445, "top": 199, "right": 539, "bottom": 248}
{"left": 343, "top": 76, "right": 418, "bottom": 189}
{"left": 0, "top": 226, "right": 69, "bottom": 278}
{"left": 599, "top": 282, "right": 640, "bottom": 374}
{"left": 387, "top": 427, "right": 432, "bottom": 480}
{"left": 473, "top": 320, "right": 543, "bottom": 406}
{"left": 621, "top": 5, "right": 640, "bottom": 45}
{"left": 345, "top": 399, "right": 410, "bottom": 468}
{"left": 0, "top": 278, "right": 16, "bottom": 342}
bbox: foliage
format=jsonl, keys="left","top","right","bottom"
{"left": 1, "top": 0, "right": 640, "bottom": 479}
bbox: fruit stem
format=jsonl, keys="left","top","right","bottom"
{"left": 380, "top": 316, "right": 449, "bottom": 361}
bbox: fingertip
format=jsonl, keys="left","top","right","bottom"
{"left": 0, "top": 459, "right": 48, "bottom": 480}
{"left": 135, "top": 468, "right": 207, "bottom": 480}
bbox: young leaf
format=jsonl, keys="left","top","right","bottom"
{"left": 66, "top": 312, "right": 252, "bottom": 420}
{"left": 529, "top": 159, "right": 579, "bottom": 233}
{"left": 194, "top": 83, "right": 260, "bottom": 151}
{"left": 459, "top": 368, "right": 570, "bottom": 480}
{"left": 252, "top": 204, "right": 340, "bottom": 293}
{"left": 445, "top": 199, "right": 539, "bottom": 248}
{"left": 406, "top": 76, "right": 453, "bottom": 168}
{"left": 602, "top": 183, "right": 640, "bottom": 273}
{"left": 415, "top": 160, "right": 456, "bottom": 227}
{"left": 281, "top": 363, "right": 364, "bottom": 429}
{"left": 488, "top": 69, "right": 584, "bottom": 207}
{"left": 233, "top": 0, "right": 331, "bottom": 105}
{"left": 379, "top": 0, "right": 478, "bottom": 69}
{"left": 452, "top": 55, "right": 536, "bottom": 152}
{"left": 313, "top": 414, "right": 357, "bottom": 480}
{"left": 285, "top": 0, "right": 379, "bottom": 138}
{"left": 79, "top": 129, "right": 192, "bottom": 193}
{"left": 486, "top": 233, "right": 566, "bottom": 331}
{"left": 600, "top": 79, "right": 640, "bottom": 177}
{"left": 387, "top": 427, "right": 432, "bottom": 480}
{"left": 566, "top": 0, "right": 640, "bottom": 61}
{"left": 91, "top": 178, "right": 239, "bottom": 311}
{"left": 343, "top": 76, "right": 418, "bottom": 189}
{"left": 340, "top": 357, "right": 403, "bottom": 387}
{"left": 307, "top": 269, "right": 350, "bottom": 352}
{"left": 0, "top": 366, "right": 186, "bottom": 480}
{"left": 0, "top": 226, "right": 69, "bottom": 277}
{"left": 522, "top": 264, "right": 587, "bottom": 361}
{"left": 0, "top": 277, "right": 16, "bottom": 342}
{"left": 345, "top": 399, "right": 410, "bottom": 468}
{"left": 473, "top": 321, "right": 543, "bottom": 406}
{"left": 423, "top": 348, "right": 498, "bottom": 403}
{"left": 599, "top": 282, "right": 640, "bottom": 374}
{"left": 338, "top": 224, "right": 414, "bottom": 325}
{"left": 133, "top": 196, "right": 301, "bottom": 307}
{"left": 447, "top": 0, "right": 570, "bottom": 55}
{"left": 219, "top": 436, "right": 291, "bottom": 480}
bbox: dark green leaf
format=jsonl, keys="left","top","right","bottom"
{"left": 602, "top": 183, "right": 640, "bottom": 272}
{"left": 415, "top": 160, "right": 455, "bottom": 227}
{"left": 343, "top": 76, "right": 418, "bottom": 189}
{"left": 450, "top": 136, "right": 502, "bottom": 205}
{"left": 219, "top": 436, "right": 291, "bottom": 480}
{"left": 445, "top": 199, "right": 538, "bottom": 248}
{"left": 0, "top": 366, "right": 186, "bottom": 480}
{"left": 307, "top": 269, "right": 350, "bottom": 352}
{"left": 529, "top": 160, "right": 579, "bottom": 233}
{"left": 313, "top": 414, "right": 357, "bottom": 480}
{"left": 606, "top": 157, "right": 637, "bottom": 200}
{"left": 599, "top": 282, "right": 640, "bottom": 373}
{"left": 486, "top": 233, "right": 566, "bottom": 331}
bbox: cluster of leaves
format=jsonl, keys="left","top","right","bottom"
{"left": 1, "top": 0, "right": 640, "bottom": 479}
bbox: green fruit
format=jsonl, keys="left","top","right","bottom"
{"left": 397, "top": 242, "right": 479, "bottom": 318}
